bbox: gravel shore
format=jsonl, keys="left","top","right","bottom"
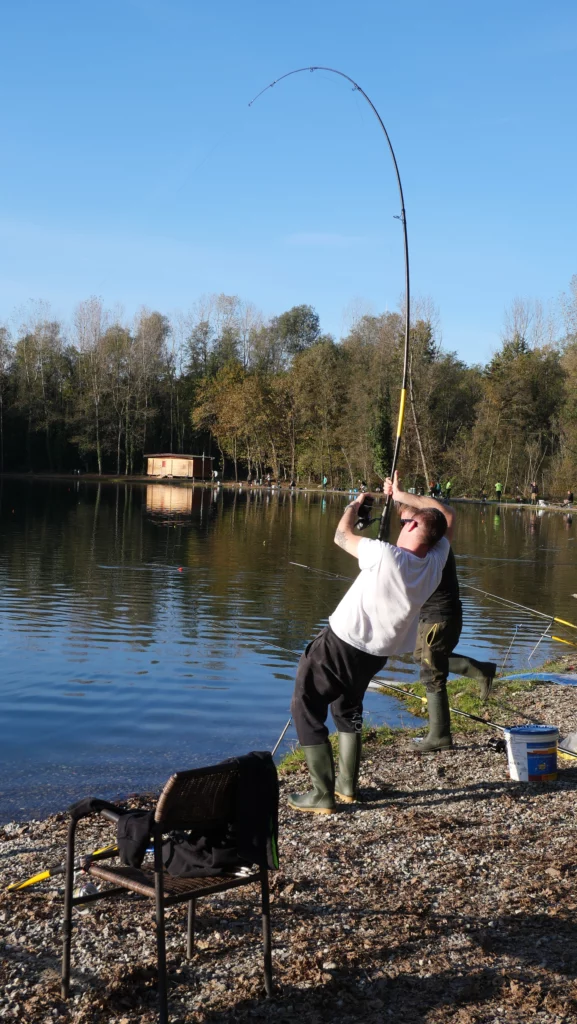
{"left": 1, "top": 680, "right": 577, "bottom": 1024}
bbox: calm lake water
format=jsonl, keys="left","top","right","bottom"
{"left": 1, "top": 480, "right": 576, "bottom": 822}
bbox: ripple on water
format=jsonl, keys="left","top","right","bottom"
{"left": 1, "top": 485, "right": 576, "bottom": 821}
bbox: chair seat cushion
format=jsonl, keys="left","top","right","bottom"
{"left": 88, "top": 862, "right": 259, "bottom": 901}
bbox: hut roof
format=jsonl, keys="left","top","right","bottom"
{"left": 144, "top": 453, "right": 213, "bottom": 460}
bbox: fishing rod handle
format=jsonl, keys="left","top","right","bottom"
{"left": 100, "top": 809, "right": 121, "bottom": 824}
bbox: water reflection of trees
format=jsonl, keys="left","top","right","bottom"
{"left": 1, "top": 484, "right": 575, "bottom": 657}
{"left": 454, "top": 505, "right": 575, "bottom": 644}
{"left": 0, "top": 482, "right": 349, "bottom": 652}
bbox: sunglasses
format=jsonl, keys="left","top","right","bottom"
{"left": 400, "top": 517, "right": 416, "bottom": 526}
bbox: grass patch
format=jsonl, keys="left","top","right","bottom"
{"left": 278, "top": 723, "right": 411, "bottom": 775}
{"left": 276, "top": 657, "right": 576, "bottom": 771}
{"left": 541, "top": 655, "right": 577, "bottom": 672}
{"left": 277, "top": 746, "right": 306, "bottom": 775}
{"left": 378, "top": 675, "right": 535, "bottom": 734}
{"left": 362, "top": 723, "right": 400, "bottom": 746}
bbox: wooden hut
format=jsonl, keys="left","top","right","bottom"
{"left": 145, "top": 454, "right": 213, "bottom": 480}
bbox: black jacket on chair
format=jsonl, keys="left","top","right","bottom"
{"left": 111, "top": 751, "right": 279, "bottom": 874}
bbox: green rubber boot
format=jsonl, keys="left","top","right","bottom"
{"left": 478, "top": 663, "right": 497, "bottom": 702}
{"left": 335, "top": 732, "right": 362, "bottom": 803}
{"left": 288, "top": 742, "right": 336, "bottom": 814}
{"left": 448, "top": 656, "right": 497, "bottom": 702}
{"left": 413, "top": 690, "right": 453, "bottom": 752}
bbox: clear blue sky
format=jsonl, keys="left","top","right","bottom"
{"left": 1, "top": 0, "right": 576, "bottom": 364}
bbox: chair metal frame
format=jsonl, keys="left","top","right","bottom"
{"left": 61, "top": 761, "right": 274, "bottom": 1024}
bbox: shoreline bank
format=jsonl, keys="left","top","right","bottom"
{"left": 1, "top": 472, "right": 574, "bottom": 513}
{"left": 1, "top": 674, "right": 576, "bottom": 1023}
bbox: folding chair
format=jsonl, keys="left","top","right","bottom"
{"left": 61, "top": 761, "right": 274, "bottom": 1023}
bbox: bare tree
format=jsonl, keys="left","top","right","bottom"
{"left": 238, "top": 300, "right": 263, "bottom": 369}
{"left": 11, "top": 301, "right": 66, "bottom": 470}
{"left": 560, "top": 275, "right": 577, "bottom": 340}
{"left": 133, "top": 308, "right": 170, "bottom": 467}
{"left": 0, "top": 324, "right": 12, "bottom": 472}
{"left": 74, "top": 297, "right": 109, "bottom": 473}
{"left": 501, "top": 296, "right": 556, "bottom": 349}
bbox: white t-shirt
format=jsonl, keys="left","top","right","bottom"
{"left": 329, "top": 536, "right": 450, "bottom": 657}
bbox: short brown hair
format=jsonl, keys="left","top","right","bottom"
{"left": 398, "top": 504, "right": 447, "bottom": 548}
{"left": 414, "top": 507, "right": 447, "bottom": 547}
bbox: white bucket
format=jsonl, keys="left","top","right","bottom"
{"left": 504, "top": 725, "right": 558, "bottom": 782}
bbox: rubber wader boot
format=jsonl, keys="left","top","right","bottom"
{"left": 448, "top": 655, "right": 497, "bottom": 702}
{"left": 335, "top": 732, "right": 362, "bottom": 803}
{"left": 478, "top": 663, "right": 497, "bottom": 702}
{"left": 413, "top": 690, "right": 453, "bottom": 752}
{"left": 288, "top": 742, "right": 336, "bottom": 814}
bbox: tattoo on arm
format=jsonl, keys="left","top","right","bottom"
{"left": 335, "top": 528, "right": 349, "bottom": 551}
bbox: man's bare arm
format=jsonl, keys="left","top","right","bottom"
{"left": 334, "top": 498, "right": 365, "bottom": 558}
{"left": 386, "top": 471, "right": 455, "bottom": 541}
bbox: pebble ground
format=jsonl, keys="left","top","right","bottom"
{"left": 1, "top": 681, "right": 576, "bottom": 1023}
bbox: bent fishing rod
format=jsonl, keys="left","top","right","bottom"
{"left": 249, "top": 66, "right": 410, "bottom": 539}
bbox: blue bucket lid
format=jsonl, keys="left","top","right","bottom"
{"left": 506, "top": 725, "right": 559, "bottom": 736}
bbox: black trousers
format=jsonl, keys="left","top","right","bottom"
{"left": 291, "top": 627, "right": 387, "bottom": 746}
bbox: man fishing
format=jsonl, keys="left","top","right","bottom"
{"left": 288, "top": 472, "right": 452, "bottom": 814}
{"left": 390, "top": 478, "right": 496, "bottom": 751}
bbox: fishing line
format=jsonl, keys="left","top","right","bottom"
{"left": 290, "top": 560, "right": 577, "bottom": 643}
{"left": 454, "top": 554, "right": 577, "bottom": 566}
{"left": 528, "top": 619, "right": 554, "bottom": 662}
{"left": 460, "top": 582, "right": 577, "bottom": 633}
{"left": 249, "top": 66, "right": 410, "bottom": 540}
{"left": 263, "top": 635, "right": 577, "bottom": 763}
{"left": 500, "top": 625, "right": 519, "bottom": 675}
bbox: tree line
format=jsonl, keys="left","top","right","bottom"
{"left": 0, "top": 278, "right": 576, "bottom": 496}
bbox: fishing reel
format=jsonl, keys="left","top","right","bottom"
{"left": 354, "top": 495, "right": 378, "bottom": 531}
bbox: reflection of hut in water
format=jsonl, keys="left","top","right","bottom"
{"left": 145, "top": 454, "right": 213, "bottom": 479}
{"left": 146, "top": 485, "right": 193, "bottom": 515}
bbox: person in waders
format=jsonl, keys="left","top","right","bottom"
{"left": 495, "top": 481, "right": 503, "bottom": 502}
{"left": 391, "top": 480, "right": 497, "bottom": 752}
{"left": 287, "top": 472, "right": 452, "bottom": 814}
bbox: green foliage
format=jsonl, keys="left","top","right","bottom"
{"left": 274, "top": 304, "right": 320, "bottom": 356}
{"left": 2, "top": 283, "right": 577, "bottom": 491}
{"left": 455, "top": 328, "right": 567, "bottom": 495}
{"left": 369, "top": 393, "right": 393, "bottom": 478}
